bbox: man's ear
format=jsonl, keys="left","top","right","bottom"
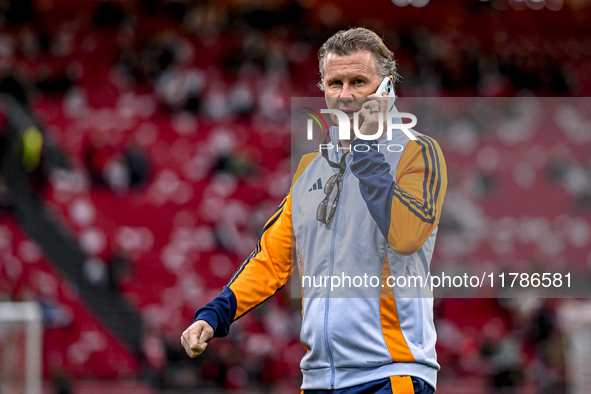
{"left": 388, "top": 75, "right": 394, "bottom": 82}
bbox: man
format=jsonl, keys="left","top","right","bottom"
{"left": 181, "top": 28, "right": 447, "bottom": 394}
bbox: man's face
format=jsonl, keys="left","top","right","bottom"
{"left": 322, "top": 50, "right": 382, "bottom": 129}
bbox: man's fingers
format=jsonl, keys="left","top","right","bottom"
{"left": 181, "top": 328, "right": 198, "bottom": 357}
{"left": 358, "top": 107, "right": 374, "bottom": 123}
{"left": 188, "top": 324, "right": 207, "bottom": 355}
{"left": 180, "top": 320, "right": 214, "bottom": 358}
{"left": 361, "top": 100, "right": 380, "bottom": 116}
{"left": 367, "top": 93, "right": 388, "bottom": 113}
{"left": 199, "top": 324, "right": 214, "bottom": 343}
{"left": 189, "top": 325, "right": 211, "bottom": 357}
{"left": 190, "top": 341, "right": 208, "bottom": 357}
{"left": 180, "top": 333, "right": 187, "bottom": 350}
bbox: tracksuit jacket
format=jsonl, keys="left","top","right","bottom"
{"left": 194, "top": 123, "right": 447, "bottom": 391}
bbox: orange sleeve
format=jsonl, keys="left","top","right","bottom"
{"left": 228, "top": 192, "right": 293, "bottom": 319}
{"left": 387, "top": 136, "right": 447, "bottom": 255}
{"left": 228, "top": 152, "right": 318, "bottom": 319}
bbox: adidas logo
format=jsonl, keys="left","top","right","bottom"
{"left": 308, "top": 178, "right": 323, "bottom": 192}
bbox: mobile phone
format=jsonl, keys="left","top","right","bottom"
{"left": 375, "top": 77, "right": 394, "bottom": 97}
{"left": 374, "top": 77, "right": 396, "bottom": 111}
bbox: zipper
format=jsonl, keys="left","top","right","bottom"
{"left": 323, "top": 166, "right": 348, "bottom": 390}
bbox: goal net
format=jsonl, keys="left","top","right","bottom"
{"left": 0, "top": 302, "right": 43, "bottom": 394}
{"left": 558, "top": 300, "right": 591, "bottom": 394}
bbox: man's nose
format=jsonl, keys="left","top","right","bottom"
{"left": 339, "top": 83, "right": 354, "bottom": 102}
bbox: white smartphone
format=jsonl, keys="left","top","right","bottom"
{"left": 374, "top": 77, "right": 396, "bottom": 111}
{"left": 375, "top": 77, "right": 394, "bottom": 96}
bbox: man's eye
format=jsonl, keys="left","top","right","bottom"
{"left": 354, "top": 79, "right": 365, "bottom": 85}
{"left": 330, "top": 81, "right": 342, "bottom": 86}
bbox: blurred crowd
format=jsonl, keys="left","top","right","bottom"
{"left": 0, "top": 0, "right": 590, "bottom": 393}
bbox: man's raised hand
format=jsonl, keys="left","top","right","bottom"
{"left": 180, "top": 320, "right": 214, "bottom": 358}
{"left": 357, "top": 91, "right": 389, "bottom": 141}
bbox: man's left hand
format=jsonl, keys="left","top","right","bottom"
{"left": 356, "top": 91, "right": 389, "bottom": 141}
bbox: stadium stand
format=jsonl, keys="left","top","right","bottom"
{"left": 1, "top": 0, "right": 590, "bottom": 393}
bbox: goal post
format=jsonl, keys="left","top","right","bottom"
{"left": 0, "top": 301, "right": 43, "bottom": 394}
{"left": 558, "top": 300, "right": 591, "bottom": 394}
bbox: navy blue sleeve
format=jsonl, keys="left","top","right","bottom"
{"left": 193, "top": 286, "right": 237, "bottom": 338}
{"left": 350, "top": 139, "right": 396, "bottom": 241}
